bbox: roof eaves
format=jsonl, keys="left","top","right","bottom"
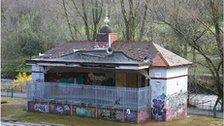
{"left": 152, "top": 42, "right": 192, "bottom": 67}
{"left": 26, "top": 59, "right": 148, "bottom": 67}
{"left": 158, "top": 53, "right": 170, "bottom": 67}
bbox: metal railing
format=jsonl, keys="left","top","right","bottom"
{"left": 26, "top": 82, "right": 151, "bottom": 110}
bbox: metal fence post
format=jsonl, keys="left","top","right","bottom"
{"left": 213, "top": 107, "right": 217, "bottom": 118}
{"left": 11, "top": 87, "right": 13, "bottom": 98}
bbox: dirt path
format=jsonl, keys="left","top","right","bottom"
{"left": 1, "top": 121, "right": 64, "bottom": 126}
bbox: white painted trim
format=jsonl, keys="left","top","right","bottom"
{"left": 27, "top": 63, "right": 36, "bottom": 65}
{"left": 37, "top": 63, "right": 80, "bottom": 67}
{"left": 31, "top": 63, "right": 148, "bottom": 70}
{"left": 116, "top": 65, "right": 149, "bottom": 70}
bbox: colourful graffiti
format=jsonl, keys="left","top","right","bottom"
{"left": 75, "top": 107, "right": 95, "bottom": 117}
{"left": 166, "top": 104, "right": 187, "bottom": 121}
{"left": 98, "top": 109, "right": 111, "bottom": 119}
{"left": 166, "top": 91, "right": 187, "bottom": 111}
{"left": 151, "top": 91, "right": 187, "bottom": 121}
{"left": 52, "top": 104, "right": 70, "bottom": 114}
{"left": 151, "top": 93, "right": 166, "bottom": 121}
{"left": 27, "top": 101, "right": 35, "bottom": 112}
{"left": 34, "top": 103, "right": 49, "bottom": 113}
{"left": 166, "top": 91, "right": 187, "bottom": 120}
{"left": 138, "top": 109, "right": 150, "bottom": 122}
{"left": 114, "top": 110, "right": 123, "bottom": 121}
{"left": 125, "top": 109, "right": 137, "bottom": 122}
{"left": 97, "top": 109, "right": 124, "bottom": 121}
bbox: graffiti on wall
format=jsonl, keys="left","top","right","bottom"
{"left": 98, "top": 109, "right": 124, "bottom": 121}
{"left": 151, "top": 93, "right": 166, "bottom": 121}
{"left": 152, "top": 91, "right": 187, "bottom": 121}
{"left": 166, "top": 90, "right": 187, "bottom": 111}
{"left": 75, "top": 107, "right": 95, "bottom": 117}
{"left": 88, "top": 73, "right": 106, "bottom": 84}
{"left": 28, "top": 101, "right": 35, "bottom": 112}
{"left": 98, "top": 109, "right": 111, "bottom": 119}
{"left": 166, "top": 91, "right": 187, "bottom": 120}
{"left": 138, "top": 109, "right": 150, "bottom": 122}
{"left": 125, "top": 109, "right": 137, "bottom": 122}
{"left": 52, "top": 104, "right": 70, "bottom": 114}
{"left": 113, "top": 110, "right": 123, "bottom": 121}
{"left": 34, "top": 103, "right": 49, "bottom": 113}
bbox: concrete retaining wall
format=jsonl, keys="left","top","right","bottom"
{"left": 27, "top": 100, "right": 151, "bottom": 123}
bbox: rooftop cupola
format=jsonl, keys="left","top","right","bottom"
{"left": 96, "top": 15, "right": 117, "bottom": 48}
{"left": 99, "top": 25, "right": 113, "bottom": 33}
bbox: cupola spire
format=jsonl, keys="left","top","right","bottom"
{"left": 104, "top": 5, "right": 110, "bottom": 26}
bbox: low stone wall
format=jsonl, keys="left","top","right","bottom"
{"left": 166, "top": 103, "right": 187, "bottom": 121}
{"left": 27, "top": 101, "right": 151, "bottom": 123}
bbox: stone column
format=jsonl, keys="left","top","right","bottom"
{"left": 31, "top": 64, "right": 45, "bottom": 82}
{"left": 150, "top": 67, "right": 188, "bottom": 121}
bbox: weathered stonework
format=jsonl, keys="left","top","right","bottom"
{"left": 28, "top": 101, "right": 49, "bottom": 113}
{"left": 165, "top": 91, "right": 188, "bottom": 121}
{"left": 27, "top": 101, "right": 152, "bottom": 123}
{"left": 49, "top": 103, "right": 71, "bottom": 115}
{"left": 137, "top": 109, "right": 151, "bottom": 123}
{"left": 150, "top": 92, "right": 188, "bottom": 121}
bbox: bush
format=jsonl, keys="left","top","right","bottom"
{"left": 1, "top": 63, "right": 31, "bottom": 79}
{"left": 1, "top": 64, "right": 18, "bottom": 79}
{"left": 1, "top": 101, "right": 8, "bottom": 104}
{"left": 13, "top": 72, "right": 32, "bottom": 92}
{"left": 18, "top": 30, "right": 44, "bottom": 58}
{"left": 15, "top": 63, "right": 31, "bottom": 75}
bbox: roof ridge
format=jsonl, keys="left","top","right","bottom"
{"left": 158, "top": 53, "right": 170, "bottom": 67}
{"left": 152, "top": 43, "right": 170, "bottom": 66}
{"left": 152, "top": 42, "right": 192, "bottom": 67}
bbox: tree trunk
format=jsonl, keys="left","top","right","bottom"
{"left": 183, "top": 42, "right": 188, "bottom": 58}
{"left": 62, "top": 0, "right": 75, "bottom": 40}
{"left": 213, "top": 97, "right": 220, "bottom": 118}
{"left": 120, "top": 0, "right": 139, "bottom": 42}
{"left": 192, "top": 48, "right": 196, "bottom": 80}
{"left": 91, "top": 0, "right": 103, "bottom": 41}
{"left": 138, "top": 1, "right": 148, "bottom": 42}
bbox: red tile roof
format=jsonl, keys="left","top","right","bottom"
{"left": 40, "top": 40, "right": 192, "bottom": 67}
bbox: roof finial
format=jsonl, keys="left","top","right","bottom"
{"left": 104, "top": 4, "right": 109, "bottom": 26}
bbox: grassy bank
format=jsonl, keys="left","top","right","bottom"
{"left": 1, "top": 97, "right": 223, "bottom": 126}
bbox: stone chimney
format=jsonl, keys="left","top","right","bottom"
{"left": 96, "top": 26, "right": 117, "bottom": 48}
{"left": 95, "top": 15, "right": 117, "bottom": 48}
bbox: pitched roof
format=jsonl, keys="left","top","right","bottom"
{"left": 32, "top": 40, "right": 192, "bottom": 67}
{"left": 58, "top": 50, "right": 139, "bottom": 64}
{"left": 153, "top": 43, "right": 192, "bottom": 67}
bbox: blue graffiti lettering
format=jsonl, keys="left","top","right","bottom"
{"left": 152, "top": 93, "right": 166, "bottom": 120}
{"left": 34, "top": 103, "right": 49, "bottom": 113}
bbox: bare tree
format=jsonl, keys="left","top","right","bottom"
{"left": 120, "top": 0, "right": 138, "bottom": 41}
{"left": 120, "top": 0, "right": 150, "bottom": 42}
{"left": 62, "top": 0, "right": 75, "bottom": 40}
{"left": 154, "top": 0, "right": 223, "bottom": 111}
{"left": 138, "top": 1, "right": 148, "bottom": 41}
{"left": 70, "top": 0, "right": 103, "bottom": 41}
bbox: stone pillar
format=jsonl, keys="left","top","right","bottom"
{"left": 31, "top": 64, "right": 44, "bottom": 82}
{"left": 150, "top": 78, "right": 167, "bottom": 121}
{"left": 149, "top": 67, "right": 188, "bottom": 121}
{"left": 165, "top": 67, "right": 188, "bottom": 121}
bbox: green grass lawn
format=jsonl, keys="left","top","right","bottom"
{"left": 1, "top": 97, "right": 223, "bottom": 126}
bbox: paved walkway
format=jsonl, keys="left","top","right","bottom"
{"left": 188, "top": 108, "right": 223, "bottom": 118}
{"left": 1, "top": 122, "right": 64, "bottom": 126}
{"left": 1, "top": 118, "right": 64, "bottom": 126}
{"left": 1, "top": 92, "right": 26, "bottom": 98}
